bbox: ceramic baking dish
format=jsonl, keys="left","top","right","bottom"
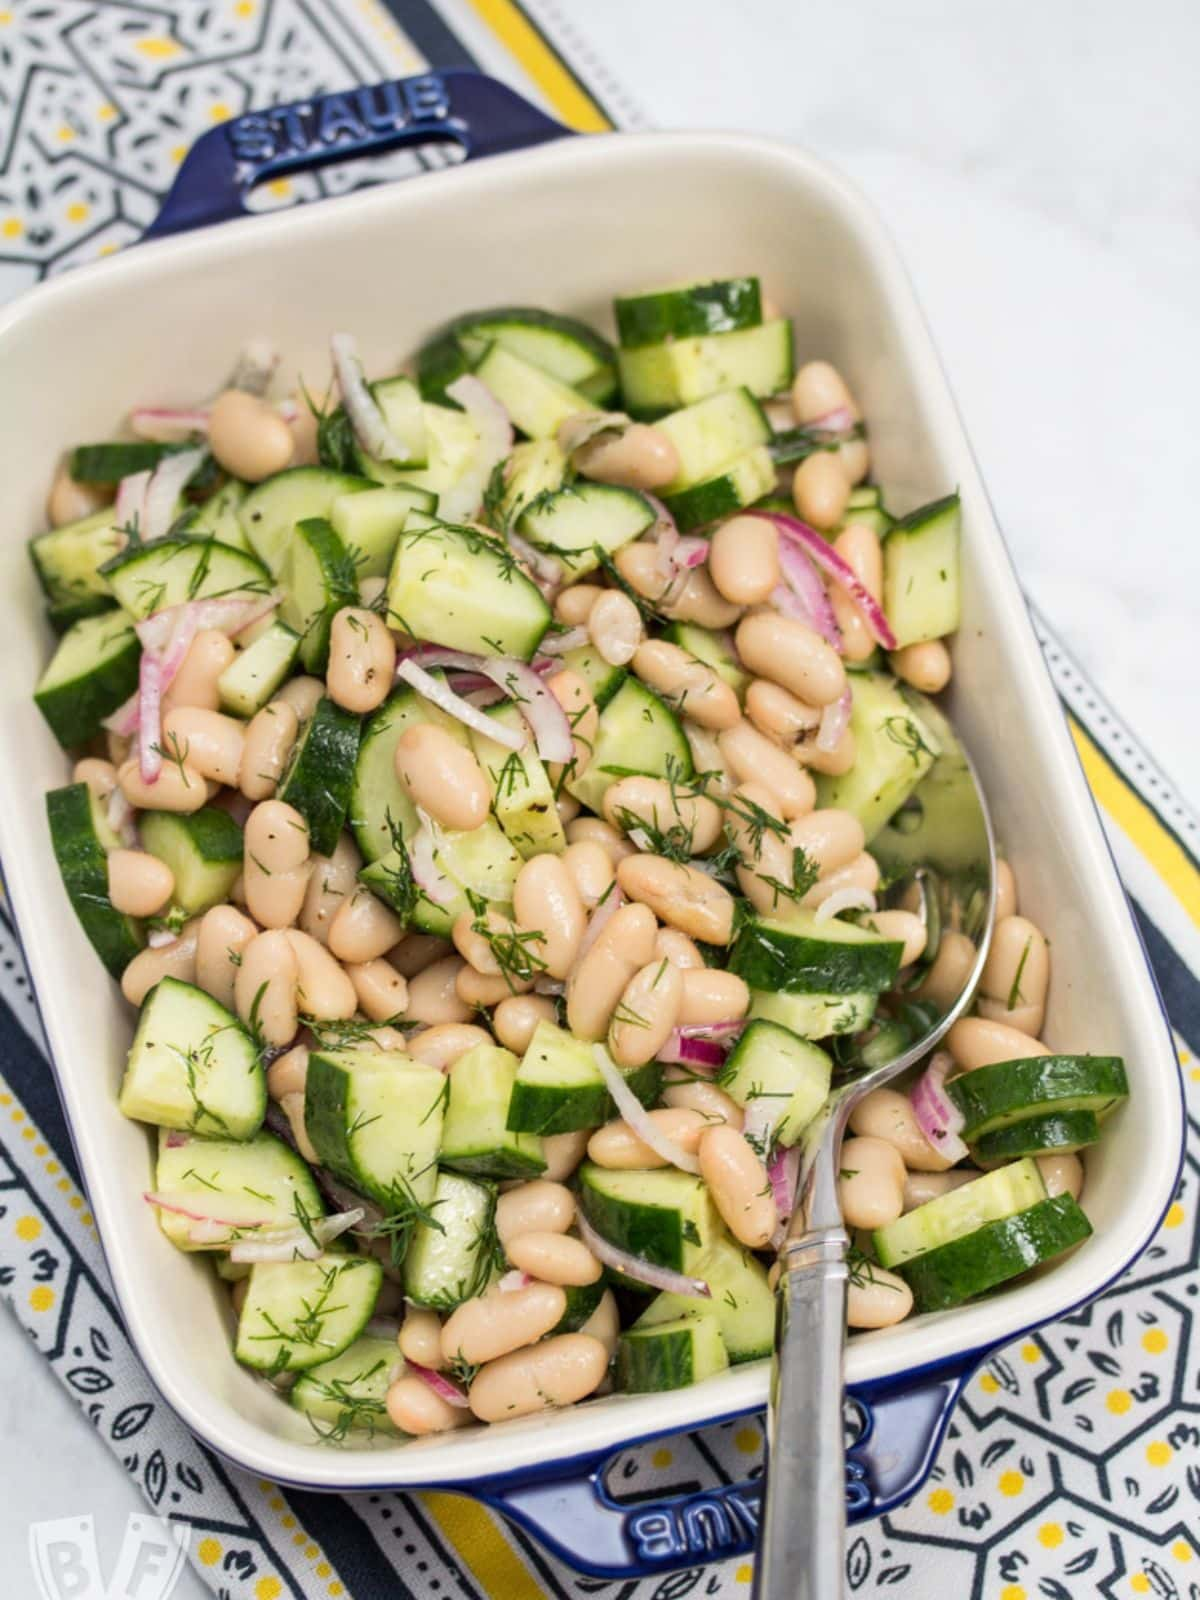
{"left": 0, "top": 69, "right": 1183, "bottom": 1580}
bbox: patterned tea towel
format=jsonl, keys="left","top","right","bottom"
{"left": 0, "top": 4, "right": 1196, "bottom": 1597}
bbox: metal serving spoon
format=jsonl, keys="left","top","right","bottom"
{"left": 752, "top": 693, "right": 997, "bottom": 1600}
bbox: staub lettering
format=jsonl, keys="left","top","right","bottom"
{"left": 628, "top": 1486, "right": 761, "bottom": 1564}
{"left": 226, "top": 78, "right": 450, "bottom": 167}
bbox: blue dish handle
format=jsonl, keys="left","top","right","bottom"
{"left": 473, "top": 1360, "right": 975, "bottom": 1579}
{"left": 142, "top": 69, "right": 572, "bottom": 242}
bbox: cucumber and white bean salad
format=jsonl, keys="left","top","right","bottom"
{"left": 32, "top": 280, "right": 1126, "bottom": 1439}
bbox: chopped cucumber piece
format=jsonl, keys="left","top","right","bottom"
{"left": 661, "top": 446, "right": 776, "bottom": 532}
{"left": 619, "top": 321, "right": 793, "bottom": 416}
{"left": 516, "top": 482, "right": 655, "bottom": 580}
{"left": 558, "top": 641, "right": 626, "bottom": 710}
{"left": 615, "top": 277, "right": 762, "bottom": 348}
{"left": 276, "top": 694, "right": 361, "bottom": 856}
{"left": 239, "top": 466, "right": 372, "bottom": 575}
{"left": 352, "top": 376, "right": 428, "bottom": 478}
{"left": 553, "top": 1281, "right": 607, "bottom": 1333}
{"left": 884, "top": 492, "right": 960, "bottom": 649}
{"left": 235, "top": 1254, "right": 382, "bottom": 1373}
{"left": 616, "top": 1309, "right": 729, "bottom": 1392}
{"left": 189, "top": 478, "right": 253, "bottom": 554}
{"left": 46, "top": 783, "right": 144, "bottom": 977}
{"left": 69, "top": 441, "right": 173, "bottom": 482}
{"left": 577, "top": 1162, "right": 719, "bottom": 1276}
{"left": 873, "top": 1158, "right": 1046, "bottom": 1269}
{"left": 386, "top": 517, "right": 551, "bottom": 661}
{"left": 153, "top": 1127, "right": 323, "bottom": 1251}
{"left": 350, "top": 683, "right": 464, "bottom": 863}
{"left": 291, "top": 1334, "right": 403, "bottom": 1437}
{"left": 419, "top": 307, "right": 617, "bottom": 407}
{"left": 565, "top": 677, "right": 692, "bottom": 816}
{"left": 897, "top": 1194, "right": 1092, "bottom": 1312}
{"left": 362, "top": 815, "right": 523, "bottom": 937}
{"left": 118, "top": 977, "right": 265, "bottom": 1139}
{"left": 440, "top": 1042, "right": 546, "bottom": 1179}
{"left": 747, "top": 988, "right": 878, "bottom": 1040}
{"left": 217, "top": 620, "right": 301, "bottom": 717}
{"left": 507, "top": 1020, "right": 661, "bottom": 1135}
{"left": 636, "top": 1235, "right": 775, "bottom": 1363}
{"left": 138, "top": 806, "right": 242, "bottom": 915}
{"left": 29, "top": 508, "right": 124, "bottom": 623}
{"left": 330, "top": 483, "right": 436, "bottom": 581}
{"left": 101, "top": 536, "right": 271, "bottom": 621}
{"left": 718, "top": 1020, "right": 832, "bottom": 1146}
{"left": 473, "top": 344, "right": 594, "bottom": 440}
{"left": 404, "top": 1170, "right": 496, "bottom": 1310}
{"left": 657, "top": 388, "right": 770, "bottom": 491}
{"left": 729, "top": 911, "right": 903, "bottom": 997}
{"left": 971, "top": 1110, "right": 1100, "bottom": 1162}
{"left": 493, "top": 438, "right": 567, "bottom": 528}
{"left": 386, "top": 402, "right": 480, "bottom": 500}
{"left": 471, "top": 700, "right": 565, "bottom": 860}
{"left": 814, "top": 673, "right": 942, "bottom": 841}
{"left": 305, "top": 1048, "right": 446, "bottom": 1212}
{"left": 278, "top": 516, "right": 359, "bottom": 674}
{"left": 34, "top": 610, "right": 140, "bottom": 749}
{"left": 946, "top": 1055, "right": 1129, "bottom": 1141}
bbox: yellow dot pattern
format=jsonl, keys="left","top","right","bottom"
{"left": 15, "top": 1216, "right": 41, "bottom": 1241}
{"left": 734, "top": 1426, "right": 761, "bottom": 1454}
{"left": 998, "top": 1469, "right": 1025, "bottom": 1497}
{"left": 1174, "top": 1541, "right": 1193, "bottom": 1562}
{"left": 1163, "top": 1202, "right": 1184, "bottom": 1230}
{"left": 1131, "top": 1574, "right": 1150, "bottom": 1594}
{"left": 1146, "top": 1440, "right": 1172, "bottom": 1466}
{"left": 197, "top": 1538, "right": 221, "bottom": 1566}
{"left": 979, "top": 1372, "right": 999, "bottom": 1394}
{"left": 1107, "top": 1389, "right": 1133, "bottom": 1415}
{"left": 1038, "top": 1522, "right": 1064, "bottom": 1548}
{"left": 30, "top": 1286, "right": 55, "bottom": 1312}
{"left": 735, "top": 1563, "right": 753, "bottom": 1584}
{"left": 1142, "top": 1327, "right": 1168, "bottom": 1354}
{"left": 927, "top": 1487, "right": 954, "bottom": 1514}
{"left": 254, "top": 1580, "right": 282, "bottom": 1600}
{"left": 1020, "top": 1342, "right": 1040, "bottom": 1363}
{"left": 135, "top": 36, "right": 182, "bottom": 59}
{"left": 1001, "top": 1587, "right": 1027, "bottom": 1600}
{"left": 651, "top": 1447, "right": 672, "bottom": 1469}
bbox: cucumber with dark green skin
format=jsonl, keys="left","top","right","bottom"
{"left": 69, "top": 441, "right": 175, "bottom": 482}
{"left": 883, "top": 492, "right": 961, "bottom": 649}
{"left": 34, "top": 610, "right": 141, "bottom": 749}
{"left": 946, "top": 1056, "right": 1128, "bottom": 1141}
{"left": 576, "top": 1163, "right": 719, "bottom": 1276}
{"left": 100, "top": 536, "right": 271, "bottom": 621}
{"left": 29, "top": 508, "right": 124, "bottom": 621}
{"left": 417, "top": 307, "right": 617, "bottom": 407}
{"left": 506, "top": 1021, "right": 661, "bottom": 1135}
{"left": 971, "top": 1109, "right": 1100, "bottom": 1162}
{"left": 235, "top": 1255, "right": 383, "bottom": 1374}
{"left": 661, "top": 621, "right": 751, "bottom": 700}
{"left": 350, "top": 684, "right": 462, "bottom": 863}
{"left": 897, "top": 1194, "right": 1093, "bottom": 1312}
{"left": 553, "top": 1280, "right": 606, "bottom": 1334}
{"left": 440, "top": 1042, "right": 546, "bottom": 1180}
{"left": 564, "top": 677, "right": 693, "bottom": 817}
{"left": 615, "top": 1311, "right": 729, "bottom": 1393}
{"left": 615, "top": 278, "right": 762, "bottom": 348}
{"left": 238, "top": 466, "right": 373, "bottom": 574}
{"left": 279, "top": 516, "right": 360, "bottom": 674}
{"left": 46, "top": 783, "right": 144, "bottom": 977}
{"left": 138, "top": 806, "right": 243, "bottom": 915}
{"left": 659, "top": 447, "right": 776, "bottom": 532}
{"left": 635, "top": 1235, "right": 775, "bottom": 1363}
{"left": 873, "top": 1158, "right": 1045, "bottom": 1269}
{"left": 304, "top": 1048, "right": 445, "bottom": 1212}
{"left": 558, "top": 642, "right": 626, "bottom": 711}
{"left": 718, "top": 1019, "right": 832, "bottom": 1146}
{"left": 277, "top": 695, "right": 361, "bottom": 856}
{"left": 291, "top": 1334, "right": 402, "bottom": 1436}
{"left": 728, "top": 911, "right": 903, "bottom": 997}
{"left": 516, "top": 482, "right": 656, "bottom": 580}
{"left": 119, "top": 977, "right": 264, "bottom": 1138}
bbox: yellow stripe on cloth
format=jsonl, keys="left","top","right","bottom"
{"left": 462, "top": 0, "right": 612, "bottom": 130}
{"left": 423, "top": 1491, "right": 550, "bottom": 1600}
{"left": 1070, "top": 717, "right": 1200, "bottom": 929}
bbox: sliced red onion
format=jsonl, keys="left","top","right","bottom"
{"left": 331, "top": 332, "right": 417, "bottom": 465}
{"left": 772, "top": 540, "right": 842, "bottom": 652}
{"left": 754, "top": 512, "right": 897, "bottom": 651}
{"left": 102, "top": 691, "right": 140, "bottom": 738}
{"left": 228, "top": 1207, "right": 364, "bottom": 1264}
{"left": 136, "top": 653, "right": 164, "bottom": 783}
{"left": 651, "top": 496, "right": 681, "bottom": 580}
{"left": 115, "top": 469, "right": 151, "bottom": 531}
{"left": 163, "top": 1131, "right": 189, "bottom": 1149}
{"left": 910, "top": 1053, "right": 969, "bottom": 1163}
{"left": 408, "top": 1363, "right": 471, "bottom": 1408}
{"left": 577, "top": 1211, "right": 711, "bottom": 1299}
{"left": 409, "top": 812, "right": 457, "bottom": 907}
{"left": 402, "top": 647, "right": 574, "bottom": 766}
{"left": 680, "top": 1021, "right": 745, "bottom": 1041}
{"left": 397, "top": 658, "right": 527, "bottom": 749}
{"left": 814, "top": 886, "right": 877, "bottom": 922}
{"left": 440, "top": 374, "right": 514, "bottom": 523}
{"left": 129, "top": 408, "right": 211, "bottom": 442}
{"left": 655, "top": 1032, "right": 726, "bottom": 1072}
{"left": 105, "top": 785, "right": 137, "bottom": 847}
{"left": 590, "top": 1044, "right": 700, "bottom": 1174}
{"left": 498, "top": 1270, "right": 531, "bottom": 1293}
{"left": 143, "top": 1191, "right": 268, "bottom": 1228}
{"left": 507, "top": 529, "right": 564, "bottom": 595}
{"left": 535, "top": 625, "right": 589, "bottom": 657}
{"left": 675, "top": 537, "right": 710, "bottom": 569}
{"left": 143, "top": 445, "right": 207, "bottom": 543}
{"left": 805, "top": 405, "right": 856, "bottom": 435}
{"left": 575, "top": 882, "right": 625, "bottom": 962}
{"left": 768, "top": 1145, "right": 801, "bottom": 1248}
{"left": 147, "top": 927, "right": 177, "bottom": 949}
{"left": 816, "top": 686, "right": 853, "bottom": 752}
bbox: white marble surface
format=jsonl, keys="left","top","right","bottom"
{"left": 3, "top": 5, "right": 1197, "bottom": 1594}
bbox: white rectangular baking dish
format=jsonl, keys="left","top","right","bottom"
{"left": 0, "top": 74, "right": 1182, "bottom": 1518}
